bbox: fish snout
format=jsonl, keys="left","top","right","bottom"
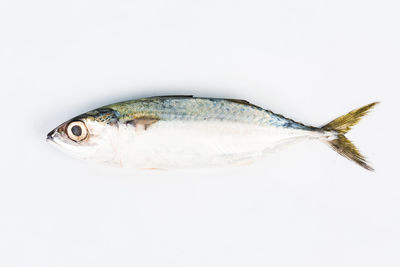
{"left": 46, "top": 129, "right": 56, "bottom": 141}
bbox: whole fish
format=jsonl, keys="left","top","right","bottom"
{"left": 47, "top": 96, "right": 377, "bottom": 170}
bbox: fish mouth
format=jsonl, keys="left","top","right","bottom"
{"left": 46, "top": 129, "right": 56, "bottom": 141}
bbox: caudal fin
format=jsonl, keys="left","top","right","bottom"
{"left": 322, "top": 102, "right": 378, "bottom": 171}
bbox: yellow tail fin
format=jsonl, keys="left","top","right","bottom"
{"left": 322, "top": 102, "right": 378, "bottom": 171}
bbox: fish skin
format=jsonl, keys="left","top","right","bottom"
{"left": 103, "top": 96, "right": 315, "bottom": 130}
{"left": 47, "top": 96, "right": 376, "bottom": 170}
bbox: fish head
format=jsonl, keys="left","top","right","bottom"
{"left": 47, "top": 108, "right": 121, "bottom": 163}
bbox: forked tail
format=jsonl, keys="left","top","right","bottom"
{"left": 322, "top": 102, "right": 378, "bottom": 171}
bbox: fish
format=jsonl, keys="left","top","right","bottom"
{"left": 47, "top": 95, "right": 378, "bottom": 170}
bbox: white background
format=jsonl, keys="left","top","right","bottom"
{"left": 1, "top": 0, "right": 399, "bottom": 266}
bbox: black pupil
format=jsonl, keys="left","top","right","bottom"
{"left": 71, "top": 125, "right": 82, "bottom": 136}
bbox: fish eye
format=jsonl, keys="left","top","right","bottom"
{"left": 66, "top": 121, "right": 88, "bottom": 142}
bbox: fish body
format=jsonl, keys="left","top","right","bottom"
{"left": 47, "top": 96, "right": 377, "bottom": 170}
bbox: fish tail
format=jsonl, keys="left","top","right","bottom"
{"left": 322, "top": 102, "right": 378, "bottom": 171}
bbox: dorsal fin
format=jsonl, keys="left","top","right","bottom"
{"left": 225, "top": 98, "right": 261, "bottom": 108}
{"left": 225, "top": 98, "right": 251, "bottom": 105}
{"left": 150, "top": 95, "right": 193, "bottom": 98}
{"left": 148, "top": 95, "right": 261, "bottom": 108}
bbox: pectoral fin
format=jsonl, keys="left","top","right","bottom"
{"left": 126, "top": 117, "right": 159, "bottom": 131}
